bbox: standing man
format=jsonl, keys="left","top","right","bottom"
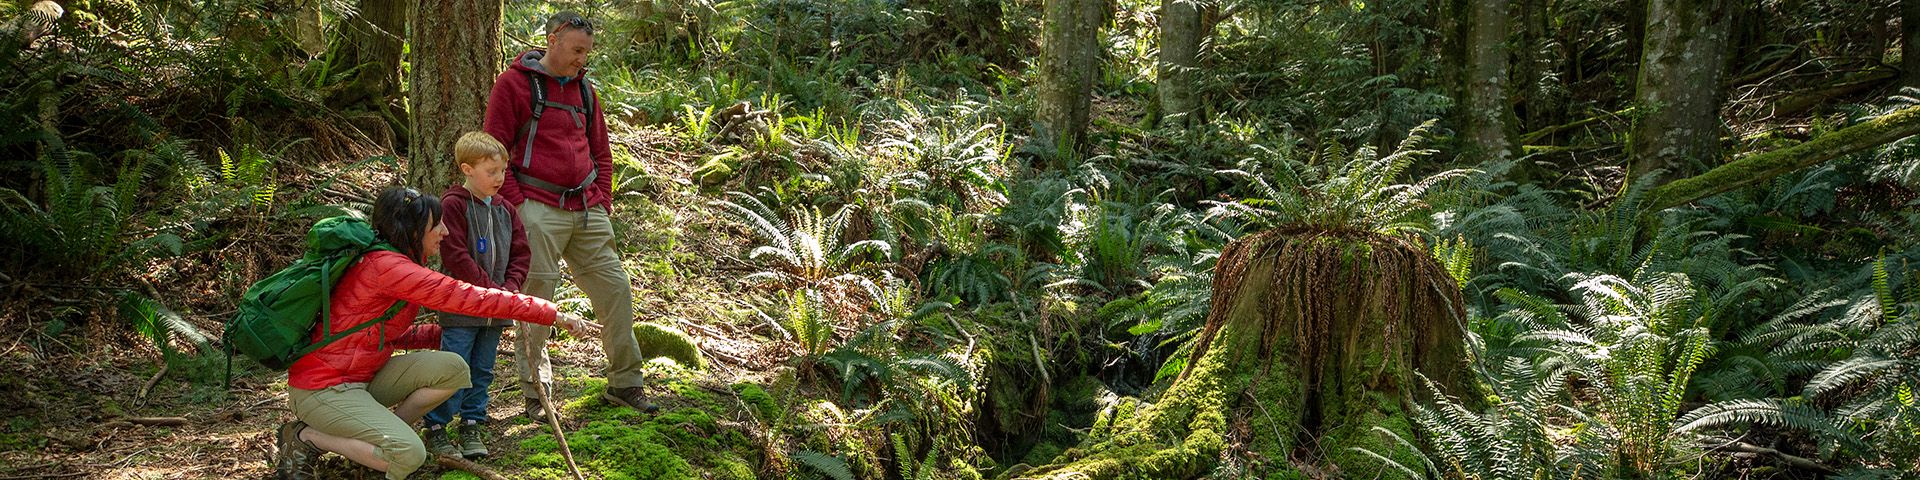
{"left": 483, "top": 11, "right": 654, "bottom": 415}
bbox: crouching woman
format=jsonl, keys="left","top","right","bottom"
{"left": 273, "top": 187, "right": 601, "bottom": 480}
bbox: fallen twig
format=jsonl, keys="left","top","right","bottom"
{"left": 435, "top": 453, "right": 511, "bottom": 480}
{"left": 1706, "top": 437, "right": 1835, "bottom": 474}
{"left": 127, "top": 417, "right": 187, "bottom": 427}
{"left": 538, "top": 382, "right": 587, "bottom": 480}
{"left": 137, "top": 363, "right": 168, "bottom": 402}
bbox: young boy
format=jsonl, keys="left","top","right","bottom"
{"left": 422, "top": 132, "right": 531, "bottom": 459}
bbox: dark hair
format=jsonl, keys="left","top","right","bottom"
{"left": 545, "top": 11, "right": 594, "bottom": 36}
{"left": 371, "top": 187, "right": 443, "bottom": 263}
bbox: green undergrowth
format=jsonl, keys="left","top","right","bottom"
{"left": 525, "top": 371, "right": 764, "bottom": 480}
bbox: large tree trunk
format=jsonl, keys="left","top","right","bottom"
{"left": 328, "top": 0, "right": 408, "bottom": 110}
{"left": 408, "top": 0, "right": 502, "bottom": 191}
{"left": 1035, "top": 0, "right": 1102, "bottom": 164}
{"left": 287, "top": 0, "right": 327, "bottom": 56}
{"left": 1647, "top": 104, "right": 1920, "bottom": 211}
{"left": 1628, "top": 0, "right": 1732, "bottom": 187}
{"left": 1518, "top": 0, "right": 1556, "bottom": 132}
{"left": 1905, "top": 0, "right": 1920, "bottom": 89}
{"left": 1156, "top": 0, "right": 1203, "bottom": 129}
{"left": 1461, "top": 0, "right": 1516, "bottom": 164}
{"left": 1019, "top": 228, "right": 1469, "bottom": 480}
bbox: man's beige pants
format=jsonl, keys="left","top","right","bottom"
{"left": 289, "top": 351, "right": 470, "bottom": 480}
{"left": 515, "top": 201, "right": 644, "bottom": 393}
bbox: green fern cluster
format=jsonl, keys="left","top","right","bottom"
{"left": 1207, "top": 120, "right": 1473, "bottom": 235}
{"left": 1503, "top": 273, "right": 1718, "bottom": 476}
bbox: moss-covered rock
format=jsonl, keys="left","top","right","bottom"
{"left": 693, "top": 151, "right": 743, "bottom": 186}
{"left": 634, "top": 322, "right": 707, "bottom": 370}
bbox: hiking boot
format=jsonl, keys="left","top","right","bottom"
{"left": 601, "top": 386, "right": 660, "bottom": 414}
{"left": 423, "top": 425, "right": 461, "bottom": 459}
{"left": 273, "top": 421, "right": 319, "bottom": 480}
{"left": 524, "top": 395, "right": 548, "bottom": 420}
{"left": 457, "top": 422, "right": 489, "bottom": 458}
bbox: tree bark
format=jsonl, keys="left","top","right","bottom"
{"left": 328, "top": 0, "right": 409, "bottom": 111}
{"left": 1035, "top": 0, "right": 1103, "bottom": 163}
{"left": 1462, "top": 0, "right": 1516, "bottom": 164}
{"left": 1628, "top": 0, "right": 1732, "bottom": 187}
{"left": 1157, "top": 0, "right": 1203, "bottom": 129}
{"left": 1647, "top": 104, "right": 1920, "bottom": 211}
{"left": 1518, "top": 0, "right": 1556, "bottom": 132}
{"left": 1905, "top": 0, "right": 1920, "bottom": 89}
{"left": 408, "top": 0, "right": 503, "bottom": 191}
{"left": 287, "top": 0, "right": 327, "bottom": 57}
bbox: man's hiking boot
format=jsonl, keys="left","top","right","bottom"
{"left": 601, "top": 386, "right": 660, "bottom": 414}
{"left": 273, "top": 421, "right": 319, "bottom": 480}
{"left": 524, "top": 395, "right": 548, "bottom": 420}
{"left": 424, "top": 425, "right": 461, "bottom": 459}
{"left": 457, "top": 422, "right": 489, "bottom": 458}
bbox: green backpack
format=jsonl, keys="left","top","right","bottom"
{"left": 225, "top": 216, "right": 409, "bottom": 374}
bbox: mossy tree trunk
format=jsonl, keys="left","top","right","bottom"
{"left": 1518, "top": 0, "right": 1557, "bottom": 132}
{"left": 327, "top": 0, "right": 408, "bottom": 111}
{"left": 1035, "top": 0, "right": 1102, "bottom": 164}
{"left": 286, "top": 0, "right": 326, "bottom": 57}
{"left": 1462, "top": 0, "right": 1516, "bottom": 164}
{"left": 1016, "top": 228, "right": 1468, "bottom": 480}
{"left": 1627, "top": 0, "right": 1732, "bottom": 187}
{"left": 1156, "top": 0, "right": 1203, "bottom": 129}
{"left": 407, "top": 0, "right": 502, "bottom": 191}
{"left": 1905, "top": 0, "right": 1920, "bottom": 89}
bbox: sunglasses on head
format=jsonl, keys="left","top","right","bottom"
{"left": 554, "top": 17, "right": 594, "bottom": 35}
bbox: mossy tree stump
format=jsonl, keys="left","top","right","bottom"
{"left": 1014, "top": 227, "right": 1469, "bottom": 479}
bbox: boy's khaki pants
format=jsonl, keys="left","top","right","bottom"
{"left": 515, "top": 201, "right": 645, "bottom": 393}
{"left": 290, "top": 351, "right": 471, "bottom": 480}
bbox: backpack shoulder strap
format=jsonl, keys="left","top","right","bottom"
{"left": 517, "top": 69, "right": 548, "bottom": 169}
{"left": 293, "top": 300, "right": 409, "bottom": 358}
{"left": 579, "top": 77, "right": 595, "bottom": 117}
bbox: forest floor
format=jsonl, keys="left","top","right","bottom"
{"left": 0, "top": 126, "right": 807, "bottom": 479}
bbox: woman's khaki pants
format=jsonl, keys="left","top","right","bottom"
{"left": 290, "top": 351, "right": 471, "bottom": 480}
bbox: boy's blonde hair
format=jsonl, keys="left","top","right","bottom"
{"left": 454, "top": 132, "right": 508, "bottom": 167}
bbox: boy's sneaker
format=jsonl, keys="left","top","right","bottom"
{"left": 602, "top": 386, "right": 660, "bottom": 414}
{"left": 423, "top": 425, "right": 461, "bottom": 459}
{"left": 457, "top": 422, "right": 489, "bottom": 458}
{"left": 273, "top": 421, "right": 318, "bottom": 480}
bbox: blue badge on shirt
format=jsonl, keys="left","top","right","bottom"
{"left": 477, "top": 237, "right": 489, "bottom": 253}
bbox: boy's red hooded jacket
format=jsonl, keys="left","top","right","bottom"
{"left": 287, "top": 251, "right": 559, "bottom": 390}
{"left": 483, "top": 49, "right": 614, "bottom": 212}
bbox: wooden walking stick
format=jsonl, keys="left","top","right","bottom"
{"left": 539, "top": 382, "right": 587, "bottom": 480}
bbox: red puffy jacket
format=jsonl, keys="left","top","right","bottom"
{"left": 288, "top": 251, "right": 560, "bottom": 390}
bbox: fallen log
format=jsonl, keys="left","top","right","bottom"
{"left": 1519, "top": 108, "right": 1631, "bottom": 144}
{"left": 1764, "top": 68, "right": 1898, "bottom": 119}
{"left": 1647, "top": 103, "right": 1920, "bottom": 211}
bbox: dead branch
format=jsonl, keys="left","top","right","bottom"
{"left": 435, "top": 453, "right": 512, "bottom": 480}
{"left": 127, "top": 417, "right": 187, "bottom": 427}
{"left": 1705, "top": 437, "right": 1835, "bottom": 474}
{"left": 538, "top": 383, "right": 587, "bottom": 480}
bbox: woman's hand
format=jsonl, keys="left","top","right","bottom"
{"left": 557, "top": 313, "right": 603, "bottom": 339}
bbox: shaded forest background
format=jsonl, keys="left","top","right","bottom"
{"left": 1, "top": 0, "right": 1918, "bottom": 479}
